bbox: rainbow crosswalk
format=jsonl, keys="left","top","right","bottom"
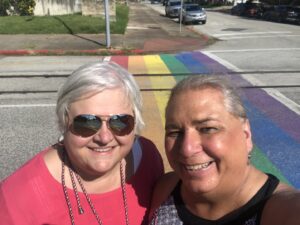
{"left": 107, "top": 51, "right": 300, "bottom": 189}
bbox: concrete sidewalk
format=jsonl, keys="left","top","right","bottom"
{"left": 0, "top": 2, "right": 212, "bottom": 55}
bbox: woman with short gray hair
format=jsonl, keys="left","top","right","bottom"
{"left": 150, "top": 75, "right": 300, "bottom": 225}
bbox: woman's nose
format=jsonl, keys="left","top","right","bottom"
{"left": 93, "top": 121, "right": 113, "bottom": 143}
{"left": 179, "top": 130, "right": 202, "bottom": 157}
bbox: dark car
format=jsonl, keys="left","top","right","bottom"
{"left": 262, "top": 5, "right": 289, "bottom": 22}
{"left": 285, "top": 6, "right": 300, "bottom": 24}
{"left": 231, "top": 2, "right": 264, "bottom": 18}
{"left": 151, "top": 0, "right": 160, "bottom": 4}
{"left": 231, "top": 3, "right": 246, "bottom": 16}
{"left": 162, "top": 0, "right": 169, "bottom": 6}
{"left": 244, "top": 2, "right": 264, "bottom": 18}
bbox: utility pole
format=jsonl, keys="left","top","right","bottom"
{"left": 104, "top": 0, "right": 111, "bottom": 48}
{"left": 179, "top": 0, "right": 183, "bottom": 33}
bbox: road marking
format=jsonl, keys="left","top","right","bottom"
{"left": 213, "top": 31, "right": 292, "bottom": 37}
{"left": 128, "top": 55, "right": 147, "bottom": 74}
{"left": 0, "top": 104, "right": 55, "bottom": 108}
{"left": 219, "top": 34, "right": 300, "bottom": 40}
{"left": 127, "top": 26, "right": 149, "bottom": 30}
{"left": 202, "top": 51, "right": 300, "bottom": 115}
{"left": 103, "top": 56, "right": 111, "bottom": 61}
{"left": 143, "top": 55, "right": 175, "bottom": 122}
{"left": 242, "top": 75, "right": 300, "bottom": 115}
{"left": 203, "top": 48, "right": 300, "bottom": 53}
{"left": 202, "top": 51, "right": 242, "bottom": 72}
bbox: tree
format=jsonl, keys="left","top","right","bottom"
{"left": 17, "top": 0, "right": 35, "bottom": 15}
{"left": 0, "top": 0, "right": 36, "bottom": 16}
{"left": 0, "top": 0, "right": 10, "bottom": 15}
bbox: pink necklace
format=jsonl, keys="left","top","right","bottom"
{"left": 61, "top": 151, "right": 129, "bottom": 225}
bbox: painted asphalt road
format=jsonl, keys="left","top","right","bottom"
{"left": 108, "top": 51, "right": 300, "bottom": 188}
{"left": 0, "top": 52, "right": 299, "bottom": 189}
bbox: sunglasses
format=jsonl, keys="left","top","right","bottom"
{"left": 70, "top": 114, "right": 135, "bottom": 137}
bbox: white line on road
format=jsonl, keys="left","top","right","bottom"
{"left": 103, "top": 56, "right": 111, "bottom": 62}
{"left": 205, "top": 48, "right": 300, "bottom": 53}
{"left": 219, "top": 34, "right": 300, "bottom": 40}
{"left": 213, "top": 31, "right": 292, "bottom": 37}
{"left": 127, "top": 26, "right": 149, "bottom": 30}
{"left": 201, "top": 51, "right": 243, "bottom": 72}
{"left": 202, "top": 51, "right": 300, "bottom": 115}
{"left": 0, "top": 104, "right": 55, "bottom": 108}
{"left": 241, "top": 75, "right": 300, "bottom": 115}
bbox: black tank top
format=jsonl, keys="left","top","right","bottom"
{"left": 152, "top": 174, "right": 279, "bottom": 225}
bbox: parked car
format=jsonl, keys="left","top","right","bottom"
{"left": 231, "top": 3, "right": 246, "bottom": 16}
{"left": 162, "top": 0, "right": 169, "bottom": 6}
{"left": 151, "top": 0, "right": 160, "bottom": 4}
{"left": 262, "top": 5, "right": 289, "bottom": 22}
{"left": 244, "top": 2, "right": 264, "bottom": 18}
{"left": 165, "top": 0, "right": 182, "bottom": 17}
{"left": 179, "top": 4, "right": 207, "bottom": 24}
{"left": 285, "top": 6, "right": 300, "bottom": 24}
{"left": 231, "top": 2, "right": 264, "bottom": 18}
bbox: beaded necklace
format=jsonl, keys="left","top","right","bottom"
{"left": 61, "top": 151, "right": 129, "bottom": 225}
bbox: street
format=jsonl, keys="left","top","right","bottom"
{"left": 0, "top": 2, "right": 299, "bottom": 188}
{"left": 149, "top": 2, "right": 300, "bottom": 105}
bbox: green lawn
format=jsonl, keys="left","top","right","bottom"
{"left": 0, "top": 5, "right": 128, "bottom": 34}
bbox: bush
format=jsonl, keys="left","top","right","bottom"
{"left": 17, "top": 0, "right": 36, "bottom": 16}
{"left": 0, "top": 0, "right": 10, "bottom": 16}
{"left": 0, "top": 0, "right": 36, "bottom": 16}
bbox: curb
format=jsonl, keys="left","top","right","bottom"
{"left": 0, "top": 48, "right": 146, "bottom": 56}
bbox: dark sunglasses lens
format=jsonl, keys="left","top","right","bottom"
{"left": 71, "top": 115, "right": 101, "bottom": 137}
{"left": 109, "top": 115, "right": 134, "bottom": 136}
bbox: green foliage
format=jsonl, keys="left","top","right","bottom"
{"left": 111, "top": 4, "right": 129, "bottom": 33}
{"left": 17, "top": 0, "right": 36, "bottom": 16}
{"left": 0, "top": 0, "right": 10, "bottom": 16}
{"left": 0, "top": 0, "right": 36, "bottom": 16}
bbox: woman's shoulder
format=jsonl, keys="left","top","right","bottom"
{"left": 138, "top": 136, "right": 157, "bottom": 148}
{"left": 137, "top": 136, "right": 163, "bottom": 167}
{"left": 261, "top": 182, "right": 300, "bottom": 225}
{"left": 0, "top": 147, "right": 53, "bottom": 204}
{"left": 155, "top": 171, "right": 179, "bottom": 192}
{"left": 150, "top": 172, "right": 179, "bottom": 216}
{"left": 1, "top": 148, "right": 49, "bottom": 185}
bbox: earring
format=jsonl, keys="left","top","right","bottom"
{"left": 247, "top": 152, "right": 252, "bottom": 165}
{"left": 57, "top": 135, "right": 64, "bottom": 146}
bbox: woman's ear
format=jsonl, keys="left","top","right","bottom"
{"left": 65, "top": 113, "right": 70, "bottom": 133}
{"left": 243, "top": 119, "right": 253, "bottom": 154}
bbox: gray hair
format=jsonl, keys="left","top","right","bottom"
{"left": 56, "top": 61, "right": 144, "bottom": 134}
{"left": 166, "top": 75, "right": 247, "bottom": 120}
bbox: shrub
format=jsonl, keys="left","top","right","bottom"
{"left": 17, "top": 0, "right": 36, "bottom": 16}
{"left": 0, "top": 0, "right": 10, "bottom": 16}
{"left": 0, "top": 0, "right": 36, "bottom": 16}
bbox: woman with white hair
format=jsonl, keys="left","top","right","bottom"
{"left": 0, "top": 61, "right": 164, "bottom": 225}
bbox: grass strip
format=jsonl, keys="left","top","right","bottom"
{"left": 0, "top": 4, "right": 128, "bottom": 34}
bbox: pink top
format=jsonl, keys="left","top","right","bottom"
{"left": 0, "top": 136, "right": 164, "bottom": 225}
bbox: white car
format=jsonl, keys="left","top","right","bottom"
{"left": 179, "top": 4, "right": 207, "bottom": 24}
